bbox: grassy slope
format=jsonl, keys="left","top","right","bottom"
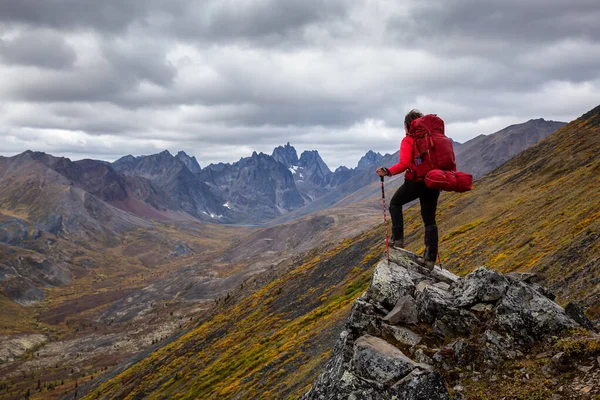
{"left": 81, "top": 228, "right": 382, "bottom": 400}
{"left": 75, "top": 106, "right": 600, "bottom": 399}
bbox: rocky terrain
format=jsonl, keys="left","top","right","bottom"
{"left": 302, "top": 248, "right": 600, "bottom": 399}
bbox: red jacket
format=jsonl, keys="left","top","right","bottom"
{"left": 388, "top": 136, "right": 414, "bottom": 177}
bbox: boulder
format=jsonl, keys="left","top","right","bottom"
{"left": 431, "top": 309, "right": 478, "bottom": 338}
{"left": 494, "top": 280, "right": 578, "bottom": 340}
{"left": 382, "top": 324, "right": 422, "bottom": 347}
{"left": 348, "top": 299, "right": 379, "bottom": 332}
{"left": 389, "top": 370, "right": 451, "bottom": 400}
{"left": 455, "top": 267, "right": 509, "bottom": 306}
{"left": 367, "top": 260, "right": 416, "bottom": 310}
{"left": 352, "top": 335, "right": 417, "bottom": 384}
{"left": 383, "top": 295, "right": 419, "bottom": 325}
{"left": 416, "top": 285, "right": 455, "bottom": 324}
{"left": 564, "top": 302, "right": 597, "bottom": 332}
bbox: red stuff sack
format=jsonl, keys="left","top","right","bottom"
{"left": 454, "top": 171, "right": 473, "bottom": 192}
{"left": 425, "top": 169, "right": 473, "bottom": 192}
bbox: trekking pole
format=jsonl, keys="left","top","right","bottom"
{"left": 380, "top": 176, "right": 390, "bottom": 263}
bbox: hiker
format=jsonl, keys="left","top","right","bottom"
{"left": 376, "top": 109, "right": 440, "bottom": 269}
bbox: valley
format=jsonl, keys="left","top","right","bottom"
{"left": 0, "top": 111, "right": 595, "bottom": 400}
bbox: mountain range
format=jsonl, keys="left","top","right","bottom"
{"left": 0, "top": 114, "right": 586, "bottom": 400}
{"left": 67, "top": 105, "right": 599, "bottom": 400}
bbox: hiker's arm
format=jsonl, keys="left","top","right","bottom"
{"left": 387, "top": 136, "right": 413, "bottom": 175}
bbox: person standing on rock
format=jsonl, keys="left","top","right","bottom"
{"left": 376, "top": 109, "right": 440, "bottom": 270}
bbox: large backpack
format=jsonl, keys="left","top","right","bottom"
{"left": 408, "top": 114, "right": 473, "bottom": 192}
{"left": 407, "top": 114, "right": 456, "bottom": 181}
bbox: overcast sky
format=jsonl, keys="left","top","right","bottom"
{"left": 1, "top": 0, "right": 599, "bottom": 169}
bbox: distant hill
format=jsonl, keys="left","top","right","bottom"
{"left": 455, "top": 118, "right": 567, "bottom": 178}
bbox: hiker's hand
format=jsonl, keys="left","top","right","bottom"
{"left": 376, "top": 167, "right": 390, "bottom": 177}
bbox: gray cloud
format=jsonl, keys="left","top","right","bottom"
{"left": 0, "top": 30, "right": 76, "bottom": 69}
{"left": 0, "top": 0, "right": 152, "bottom": 32}
{"left": 1, "top": 0, "right": 600, "bottom": 170}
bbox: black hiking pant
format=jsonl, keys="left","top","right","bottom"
{"left": 389, "top": 180, "right": 440, "bottom": 253}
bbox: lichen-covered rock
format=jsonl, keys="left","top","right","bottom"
{"left": 352, "top": 335, "right": 416, "bottom": 384}
{"left": 455, "top": 266, "right": 509, "bottom": 306}
{"left": 348, "top": 299, "right": 378, "bottom": 331}
{"left": 494, "top": 280, "right": 578, "bottom": 341}
{"left": 381, "top": 324, "right": 422, "bottom": 347}
{"left": 416, "top": 285, "right": 455, "bottom": 324}
{"left": 367, "top": 260, "right": 415, "bottom": 310}
{"left": 565, "top": 302, "right": 597, "bottom": 332}
{"left": 383, "top": 295, "right": 418, "bottom": 325}
{"left": 432, "top": 308, "right": 478, "bottom": 338}
{"left": 389, "top": 370, "right": 451, "bottom": 400}
{"left": 301, "top": 248, "right": 592, "bottom": 400}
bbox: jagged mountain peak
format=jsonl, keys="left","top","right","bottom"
{"left": 298, "top": 150, "right": 331, "bottom": 172}
{"left": 176, "top": 150, "right": 202, "bottom": 173}
{"left": 356, "top": 150, "right": 383, "bottom": 170}
{"left": 272, "top": 142, "right": 299, "bottom": 168}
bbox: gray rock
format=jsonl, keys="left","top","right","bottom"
{"left": 383, "top": 295, "right": 418, "bottom": 325}
{"left": 470, "top": 303, "right": 493, "bottom": 313}
{"left": 367, "top": 260, "right": 416, "bottom": 310}
{"left": 456, "top": 267, "right": 509, "bottom": 306}
{"left": 482, "top": 330, "right": 513, "bottom": 350}
{"left": 352, "top": 335, "right": 416, "bottom": 384}
{"left": 415, "top": 281, "right": 432, "bottom": 293}
{"left": 532, "top": 283, "right": 556, "bottom": 301}
{"left": 564, "top": 302, "right": 597, "bottom": 332}
{"left": 382, "top": 324, "right": 422, "bottom": 347}
{"left": 348, "top": 299, "right": 378, "bottom": 331}
{"left": 416, "top": 285, "right": 455, "bottom": 324}
{"left": 413, "top": 349, "right": 434, "bottom": 365}
{"left": 433, "top": 282, "right": 451, "bottom": 291}
{"left": 452, "top": 339, "right": 474, "bottom": 365}
{"left": 506, "top": 272, "right": 544, "bottom": 284}
{"left": 389, "top": 247, "right": 460, "bottom": 284}
{"left": 389, "top": 369, "right": 451, "bottom": 400}
{"left": 494, "top": 280, "right": 578, "bottom": 341}
{"left": 432, "top": 309, "right": 478, "bottom": 338}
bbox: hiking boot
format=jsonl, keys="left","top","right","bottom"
{"left": 422, "top": 246, "right": 437, "bottom": 271}
{"left": 389, "top": 234, "right": 404, "bottom": 249}
{"left": 422, "top": 225, "right": 439, "bottom": 271}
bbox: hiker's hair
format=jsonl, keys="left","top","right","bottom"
{"left": 404, "top": 109, "right": 424, "bottom": 131}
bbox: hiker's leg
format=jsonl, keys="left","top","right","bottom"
{"left": 419, "top": 185, "right": 441, "bottom": 264}
{"left": 389, "top": 180, "right": 420, "bottom": 244}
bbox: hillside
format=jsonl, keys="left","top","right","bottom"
{"left": 77, "top": 228, "right": 384, "bottom": 399}
{"left": 71, "top": 105, "right": 599, "bottom": 399}
{"left": 455, "top": 118, "right": 567, "bottom": 178}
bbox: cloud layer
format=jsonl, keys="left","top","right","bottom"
{"left": 1, "top": 0, "right": 599, "bottom": 169}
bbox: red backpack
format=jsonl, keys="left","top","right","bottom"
{"left": 407, "top": 114, "right": 472, "bottom": 192}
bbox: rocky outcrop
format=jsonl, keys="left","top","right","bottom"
{"left": 301, "top": 248, "right": 593, "bottom": 399}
